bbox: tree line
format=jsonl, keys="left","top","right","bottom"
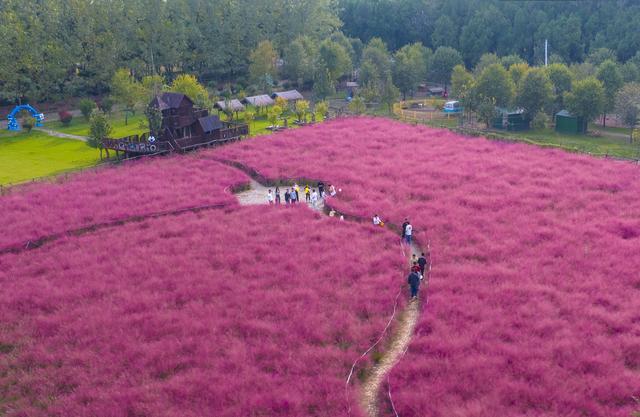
{"left": 1, "top": 0, "right": 639, "bottom": 119}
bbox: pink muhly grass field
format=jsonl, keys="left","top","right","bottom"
{"left": 0, "top": 205, "right": 405, "bottom": 417}
{"left": 0, "top": 155, "right": 249, "bottom": 250}
{"left": 211, "top": 117, "right": 640, "bottom": 416}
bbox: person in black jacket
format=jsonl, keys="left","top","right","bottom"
{"left": 407, "top": 270, "right": 421, "bottom": 299}
{"left": 318, "top": 182, "right": 325, "bottom": 198}
{"left": 284, "top": 189, "right": 290, "bottom": 204}
{"left": 418, "top": 252, "right": 429, "bottom": 276}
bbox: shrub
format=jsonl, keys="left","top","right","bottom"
{"left": 78, "top": 98, "right": 97, "bottom": 120}
{"left": 100, "top": 96, "right": 115, "bottom": 115}
{"left": 21, "top": 116, "right": 35, "bottom": 133}
{"left": 532, "top": 111, "right": 550, "bottom": 129}
{"left": 58, "top": 110, "right": 73, "bottom": 126}
{"left": 87, "top": 110, "right": 112, "bottom": 148}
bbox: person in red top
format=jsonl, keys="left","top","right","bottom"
{"left": 411, "top": 261, "right": 421, "bottom": 274}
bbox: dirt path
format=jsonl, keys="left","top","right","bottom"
{"left": 34, "top": 127, "right": 88, "bottom": 142}
{"left": 232, "top": 175, "right": 425, "bottom": 417}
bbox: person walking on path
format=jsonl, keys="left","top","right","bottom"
{"left": 275, "top": 186, "right": 281, "bottom": 205}
{"left": 290, "top": 188, "right": 297, "bottom": 204}
{"left": 418, "top": 252, "right": 428, "bottom": 276}
{"left": 267, "top": 189, "right": 274, "bottom": 205}
{"left": 310, "top": 189, "right": 318, "bottom": 207}
{"left": 401, "top": 218, "right": 409, "bottom": 241}
{"left": 410, "top": 254, "right": 418, "bottom": 268}
{"left": 305, "top": 185, "right": 311, "bottom": 202}
{"left": 318, "top": 182, "right": 325, "bottom": 198}
{"left": 407, "top": 269, "right": 421, "bottom": 299}
{"left": 411, "top": 261, "right": 421, "bottom": 274}
{"left": 405, "top": 221, "right": 413, "bottom": 245}
{"left": 284, "top": 189, "right": 291, "bottom": 205}
{"left": 329, "top": 184, "right": 337, "bottom": 197}
{"left": 293, "top": 188, "right": 299, "bottom": 204}
{"left": 373, "top": 214, "right": 381, "bottom": 225}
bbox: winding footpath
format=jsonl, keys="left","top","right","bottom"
{"left": 232, "top": 170, "right": 427, "bottom": 417}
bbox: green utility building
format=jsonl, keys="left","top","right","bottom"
{"left": 555, "top": 110, "right": 586, "bottom": 134}
{"left": 491, "top": 108, "right": 530, "bottom": 131}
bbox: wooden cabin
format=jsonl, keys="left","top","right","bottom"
{"left": 100, "top": 92, "right": 249, "bottom": 158}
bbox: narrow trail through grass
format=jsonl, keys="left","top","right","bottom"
{"left": 231, "top": 167, "right": 427, "bottom": 417}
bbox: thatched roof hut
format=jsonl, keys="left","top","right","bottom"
{"left": 271, "top": 90, "right": 304, "bottom": 102}
{"left": 242, "top": 95, "right": 274, "bottom": 107}
{"left": 214, "top": 99, "right": 245, "bottom": 112}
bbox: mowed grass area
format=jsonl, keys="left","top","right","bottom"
{"left": 507, "top": 128, "right": 640, "bottom": 159}
{"left": 45, "top": 112, "right": 148, "bottom": 138}
{"left": 0, "top": 130, "right": 99, "bottom": 185}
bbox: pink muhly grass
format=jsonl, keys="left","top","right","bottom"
{"left": 209, "top": 117, "right": 640, "bottom": 416}
{"left": 0, "top": 155, "right": 249, "bottom": 250}
{"left": 0, "top": 205, "right": 405, "bottom": 416}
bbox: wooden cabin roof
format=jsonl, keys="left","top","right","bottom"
{"left": 152, "top": 92, "right": 194, "bottom": 110}
{"left": 198, "top": 115, "right": 223, "bottom": 133}
{"left": 214, "top": 99, "right": 246, "bottom": 112}
{"left": 271, "top": 90, "right": 304, "bottom": 101}
{"left": 242, "top": 94, "right": 274, "bottom": 107}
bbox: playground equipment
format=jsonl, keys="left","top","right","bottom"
{"left": 7, "top": 105, "right": 45, "bottom": 131}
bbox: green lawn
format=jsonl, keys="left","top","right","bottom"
{"left": 497, "top": 128, "right": 640, "bottom": 159}
{"left": 45, "top": 112, "right": 148, "bottom": 138}
{"left": 0, "top": 130, "right": 100, "bottom": 185}
{"left": 589, "top": 123, "right": 633, "bottom": 136}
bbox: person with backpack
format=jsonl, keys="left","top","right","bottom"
{"left": 407, "top": 269, "right": 421, "bottom": 299}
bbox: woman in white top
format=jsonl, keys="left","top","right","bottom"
{"left": 267, "top": 190, "right": 274, "bottom": 204}
{"left": 372, "top": 214, "right": 381, "bottom": 225}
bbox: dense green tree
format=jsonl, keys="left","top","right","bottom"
{"left": 313, "top": 65, "right": 335, "bottom": 99}
{"left": 564, "top": 77, "right": 606, "bottom": 131}
{"left": 249, "top": 40, "right": 278, "bottom": 86}
{"left": 111, "top": 69, "right": 144, "bottom": 123}
{"left": 474, "top": 53, "right": 500, "bottom": 75}
{"left": 79, "top": 98, "right": 97, "bottom": 121}
{"left": 515, "top": 68, "right": 553, "bottom": 120}
{"left": 508, "top": 63, "right": 530, "bottom": 88}
{"left": 393, "top": 43, "right": 428, "bottom": 99}
{"left": 474, "top": 63, "right": 515, "bottom": 109}
{"left": 379, "top": 71, "right": 400, "bottom": 113}
{"left": 170, "top": 74, "right": 210, "bottom": 109}
{"left": 586, "top": 48, "right": 617, "bottom": 66}
{"left": 545, "top": 63, "right": 574, "bottom": 112}
{"left": 620, "top": 62, "right": 640, "bottom": 84}
{"left": 319, "top": 39, "right": 352, "bottom": 82}
{"left": 88, "top": 110, "right": 112, "bottom": 148}
{"left": 500, "top": 54, "right": 525, "bottom": 69}
{"left": 597, "top": 59, "right": 623, "bottom": 126}
{"left": 450, "top": 65, "right": 474, "bottom": 101}
{"left": 431, "top": 15, "right": 457, "bottom": 49}
{"left": 348, "top": 96, "right": 366, "bottom": 114}
{"left": 361, "top": 38, "right": 392, "bottom": 80}
{"left": 428, "top": 47, "right": 463, "bottom": 89}
{"left": 283, "top": 38, "right": 314, "bottom": 87}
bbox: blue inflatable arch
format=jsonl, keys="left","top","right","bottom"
{"left": 7, "top": 105, "right": 45, "bottom": 131}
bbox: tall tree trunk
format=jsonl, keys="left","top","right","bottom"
{"left": 602, "top": 112, "right": 606, "bottom": 128}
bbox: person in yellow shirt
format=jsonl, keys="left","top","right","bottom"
{"left": 304, "top": 185, "right": 311, "bottom": 202}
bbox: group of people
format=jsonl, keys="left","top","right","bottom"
{"left": 267, "top": 182, "right": 338, "bottom": 208}
{"left": 408, "top": 252, "right": 430, "bottom": 299}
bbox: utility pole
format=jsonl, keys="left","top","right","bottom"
{"left": 545, "top": 39, "right": 548, "bottom": 67}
